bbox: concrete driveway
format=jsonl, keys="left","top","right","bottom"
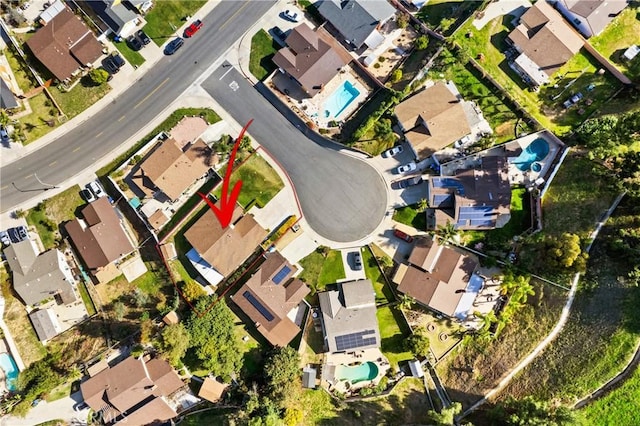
{"left": 473, "top": 0, "right": 531, "bottom": 30}
{"left": 0, "top": 390, "right": 89, "bottom": 426}
{"left": 341, "top": 248, "right": 366, "bottom": 281}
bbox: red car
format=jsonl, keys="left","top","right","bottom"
{"left": 393, "top": 229, "right": 414, "bottom": 243}
{"left": 184, "top": 19, "right": 203, "bottom": 38}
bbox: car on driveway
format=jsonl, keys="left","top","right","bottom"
{"left": 80, "top": 188, "right": 97, "bottom": 203}
{"left": 127, "top": 35, "right": 143, "bottom": 51}
{"left": 396, "top": 176, "right": 422, "bottom": 189}
{"left": 87, "top": 181, "right": 106, "bottom": 198}
{"left": 164, "top": 37, "right": 184, "bottom": 55}
{"left": 271, "top": 26, "right": 287, "bottom": 42}
{"left": 382, "top": 145, "right": 403, "bottom": 158}
{"left": 136, "top": 29, "right": 151, "bottom": 45}
{"left": 111, "top": 53, "right": 125, "bottom": 68}
{"left": 282, "top": 10, "right": 300, "bottom": 22}
{"left": 393, "top": 229, "right": 414, "bottom": 243}
{"left": 102, "top": 56, "right": 119, "bottom": 74}
{"left": 353, "top": 251, "right": 363, "bottom": 270}
{"left": 184, "top": 19, "right": 203, "bottom": 38}
{"left": 397, "top": 162, "right": 417, "bottom": 174}
{"left": 8, "top": 226, "right": 28, "bottom": 243}
{"left": 0, "top": 231, "right": 10, "bottom": 246}
{"left": 0, "top": 126, "right": 10, "bottom": 143}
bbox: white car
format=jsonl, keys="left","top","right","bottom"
{"left": 397, "top": 162, "right": 417, "bottom": 174}
{"left": 283, "top": 10, "right": 300, "bottom": 22}
{"left": 383, "top": 145, "right": 403, "bottom": 158}
{"left": 87, "top": 181, "right": 106, "bottom": 198}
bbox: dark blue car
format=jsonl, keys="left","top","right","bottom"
{"left": 165, "top": 37, "right": 184, "bottom": 55}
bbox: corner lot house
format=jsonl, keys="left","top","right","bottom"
{"left": 552, "top": 0, "right": 628, "bottom": 38}
{"left": 318, "top": 279, "right": 380, "bottom": 353}
{"left": 393, "top": 236, "right": 483, "bottom": 320}
{"left": 80, "top": 355, "right": 184, "bottom": 425}
{"left": 315, "top": 0, "right": 396, "bottom": 50}
{"left": 64, "top": 197, "right": 135, "bottom": 283}
{"left": 26, "top": 7, "right": 103, "bottom": 81}
{"left": 507, "top": 1, "right": 584, "bottom": 87}
{"left": 184, "top": 206, "right": 267, "bottom": 287}
{"left": 233, "top": 251, "right": 310, "bottom": 346}
{"left": 273, "top": 23, "right": 349, "bottom": 97}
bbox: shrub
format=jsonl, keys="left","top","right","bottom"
{"left": 89, "top": 68, "right": 110, "bottom": 85}
{"left": 397, "top": 13, "right": 410, "bottom": 29}
{"left": 415, "top": 35, "right": 429, "bottom": 50}
{"left": 373, "top": 63, "right": 381, "bottom": 69}
{"left": 390, "top": 69, "right": 403, "bottom": 83}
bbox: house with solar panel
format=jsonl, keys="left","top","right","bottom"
{"left": 232, "top": 251, "right": 310, "bottom": 347}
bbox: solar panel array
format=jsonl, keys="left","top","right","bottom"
{"left": 432, "top": 177, "right": 465, "bottom": 195}
{"left": 335, "top": 329, "right": 377, "bottom": 351}
{"left": 243, "top": 291, "right": 274, "bottom": 321}
{"left": 272, "top": 265, "right": 291, "bottom": 285}
{"left": 458, "top": 205, "right": 494, "bottom": 220}
{"left": 433, "top": 194, "right": 453, "bottom": 207}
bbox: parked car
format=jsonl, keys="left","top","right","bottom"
{"left": 0, "top": 231, "right": 10, "bottom": 246}
{"left": 102, "top": 56, "right": 119, "bottom": 74}
{"left": 111, "top": 53, "right": 125, "bottom": 69}
{"left": 282, "top": 10, "right": 300, "bottom": 22}
{"left": 353, "top": 251, "right": 363, "bottom": 270}
{"left": 184, "top": 19, "right": 203, "bottom": 38}
{"left": 393, "top": 229, "right": 414, "bottom": 243}
{"left": 396, "top": 162, "right": 417, "bottom": 174}
{"left": 127, "top": 35, "right": 143, "bottom": 51}
{"left": 397, "top": 176, "right": 422, "bottom": 189}
{"left": 80, "top": 188, "right": 97, "bottom": 203}
{"left": 8, "top": 226, "right": 28, "bottom": 243}
{"left": 136, "top": 29, "right": 151, "bottom": 45}
{"left": 164, "top": 37, "right": 184, "bottom": 55}
{"left": 87, "top": 181, "right": 106, "bottom": 198}
{"left": 271, "top": 26, "right": 287, "bottom": 41}
{"left": 0, "top": 126, "right": 9, "bottom": 143}
{"left": 382, "top": 145, "right": 403, "bottom": 158}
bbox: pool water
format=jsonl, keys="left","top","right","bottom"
{"left": 513, "top": 138, "right": 550, "bottom": 171}
{"left": 336, "top": 361, "right": 378, "bottom": 384}
{"left": 323, "top": 81, "right": 360, "bottom": 119}
{"left": 0, "top": 353, "right": 19, "bottom": 391}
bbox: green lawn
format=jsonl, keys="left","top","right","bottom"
{"left": 142, "top": 1, "right": 207, "bottom": 46}
{"left": 353, "top": 127, "right": 399, "bottom": 157}
{"left": 580, "top": 365, "right": 640, "bottom": 425}
{"left": 49, "top": 78, "right": 111, "bottom": 120}
{"left": 393, "top": 204, "right": 427, "bottom": 231}
{"left": 14, "top": 93, "right": 60, "bottom": 144}
{"left": 249, "top": 29, "right": 278, "bottom": 81}
{"left": 213, "top": 153, "right": 284, "bottom": 208}
{"left": 362, "top": 246, "right": 394, "bottom": 305}
{"left": 77, "top": 281, "right": 97, "bottom": 316}
{"left": 417, "top": 0, "right": 480, "bottom": 35}
{"left": 298, "top": 249, "right": 346, "bottom": 294}
{"left": 482, "top": 187, "right": 531, "bottom": 250}
{"left": 112, "top": 40, "right": 145, "bottom": 67}
{"left": 376, "top": 306, "right": 413, "bottom": 369}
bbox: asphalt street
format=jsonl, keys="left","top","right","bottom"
{"left": 0, "top": 0, "right": 276, "bottom": 211}
{"left": 202, "top": 64, "right": 387, "bottom": 242}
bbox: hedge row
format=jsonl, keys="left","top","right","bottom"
{"left": 350, "top": 89, "right": 405, "bottom": 142}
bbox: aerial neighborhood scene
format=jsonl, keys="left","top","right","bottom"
{"left": 1, "top": 0, "right": 640, "bottom": 424}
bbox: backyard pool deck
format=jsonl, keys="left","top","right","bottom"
{"left": 322, "top": 348, "right": 389, "bottom": 393}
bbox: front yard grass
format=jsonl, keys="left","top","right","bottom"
{"left": 363, "top": 245, "right": 394, "bottom": 305}
{"left": 49, "top": 78, "right": 111, "bottom": 120}
{"left": 249, "top": 29, "right": 278, "bottom": 81}
{"left": 376, "top": 306, "right": 413, "bottom": 369}
{"left": 393, "top": 204, "right": 426, "bottom": 231}
{"left": 352, "top": 127, "right": 399, "bottom": 157}
{"left": 298, "top": 248, "right": 346, "bottom": 294}
{"left": 25, "top": 185, "right": 85, "bottom": 249}
{"left": 15, "top": 93, "right": 60, "bottom": 144}
{"left": 142, "top": 0, "right": 207, "bottom": 46}
{"left": 112, "top": 39, "right": 145, "bottom": 67}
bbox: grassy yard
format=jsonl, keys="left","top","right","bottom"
{"left": 112, "top": 39, "right": 145, "bottom": 67}
{"left": 352, "top": 127, "right": 399, "bottom": 157}
{"left": 417, "top": 0, "right": 480, "bottom": 35}
{"left": 403, "top": 306, "right": 465, "bottom": 359}
{"left": 25, "top": 185, "right": 85, "bottom": 249}
{"left": 77, "top": 281, "right": 97, "bottom": 316}
{"left": 142, "top": 1, "right": 207, "bottom": 46}
{"left": 377, "top": 306, "right": 413, "bottom": 369}
{"left": 298, "top": 248, "right": 346, "bottom": 294}
{"left": 14, "top": 93, "right": 59, "bottom": 144}
{"left": 1, "top": 265, "right": 47, "bottom": 366}
{"left": 213, "top": 153, "right": 283, "bottom": 208}
{"left": 4, "top": 44, "right": 35, "bottom": 92}
{"left": 49, "top": 78, "right": 111, "bottom": 120}
{"left": 579, "top": 365, "right": 640, "bottom": 425}
{"left": 363, "top": 245, "right": 394, "bottom": 305}
{"left": 393, "top": 204, "right": 426, "bottom": 231}
{"left": 249, "top": 29, "right": 278, "bottom": 81}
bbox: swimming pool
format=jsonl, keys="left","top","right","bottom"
{"left": 335, "top": 362, "right": 378, "bottom": 384}
{"left": 0, "top": 353, "right": 19, "bottom": 391}
{"left": 513, "top": 138, "right": 550, "bottom": 171}
{"left": 323, "top": 81, "right": 360, "bottom": 119}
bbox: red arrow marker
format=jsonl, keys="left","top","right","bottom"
{"left": 198, "top": 119, "right": 254, "bottom": 228}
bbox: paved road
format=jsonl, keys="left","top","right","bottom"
{"left": 202, "top": 64, "right": 387, "bottom": 242}
{"left": 0, "top": 0, "right": 276, "bottom": 212}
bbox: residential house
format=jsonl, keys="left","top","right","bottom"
{"left": 64, "top": 197, "right": 136, "bottom": 283}
{"left": 552, "top": 0, "right": 628, "bottom": 38}
{"left": 184, "top": 206, "right": 267, "bottom": 286}
{"left": 29, "top": 308, "right": 62, "bottom": 342}
{"left": 0, "top": 79, "right": 19, "bottom": 111}
{"left": 38, "top": 0, "right": 66, "bottom": 25}
{"left": 88, "top": 0, "right": 144, "bottom": 38}
{"left": 507, "top": 0, "right": 584, "bottom": 87}
{"left": 233, "top": 251, "right": 310, "bottom": 346}
{"left": 394, "top": 82, "right": 473, "bottom": 159}
{"left": 4, "top": 240, "right": 77, "bottom": 307}
{"left": 315, "top": 0, "right": 396, "bottom": 50}
{"left": 427, "top": 155, "right": 512, "bottom": 230}
{"left": 318, "top": 279, "right": 380, "bottom": 353}
{"left": 131, "top": 137, "right": 214, "bottom": 202}
{"left": 80, "top": 355, "right": 184, "bottom": 425}
{"left": 392, "top": 236, "right": 483, "bottom": 320}
{"left": 272, "top": 23, "right": 349, "bottom": 97}
{"left": 198, "top": 377, "right": 228, "bottom": 403}
{"left": 26, "top": 7, "right": 103, "bottom": 81}
{"left": 128, "top": 0, "right": 154, "bottom": 14}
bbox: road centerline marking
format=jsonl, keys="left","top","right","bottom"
{"left": 220, "top": 2, "right": 250, "bottom": 31}
{"left": 118, "top": 115, "right": 125, "bottom": 122}
{"left": 73, "top": 146, "right": 81, "bottom": 152}
{"left": 49, "top": 161, "right": 57, "bottom": 166}
{"left": 95, "top": 131, "right": 104, "bottom": 138}
{"left": 134, "top": 77, "right": 170, "bottom": 109}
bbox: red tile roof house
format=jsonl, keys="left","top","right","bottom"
{"left": 80, "top": 355, "right": 184, "bottom": 425}
{"left": 64, "top": 197, "right": 135, "bottom": 283}
{"left": 26, "top": 7, "right": 103, "bottom": 82}
{"left": 232, "top": 251, "right": 310, "bottom": 346}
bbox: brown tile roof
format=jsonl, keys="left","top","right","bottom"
{"left": 508, "top": 1, "right": 584, "bottom": 77}
{"left": 198, "top": 377, "right": 228, "bottom": 403}
{"left": 184, "top": 207, "right": 267, "bottom": 277}
{"left": 169, "top": 117, "right": 210, "bottom": 149}
{"left": 233, "top": 251, "right": 309, "bottom": 346}
{"left": 113, "top": 396, "right": 176, "bottom": 426}
{"left": 148, "top": 209, "right": 169, "bottom": 230}
{"left": 395, "top": 83, "right": 471, "bottom": 158}
{"left": 64, "top": 197, "right": 135, "bottom": 272}
{"left": 396, "top": 237, "right": 477, "bottom": 317}
{"left": 135, "top": 138, "right": 214, "bottom": 201}
{"left": 273, "top": 23, "right": 349, "bottom": 96}
{"left": 26, "top": 8, "right": 102, "bottom": 81}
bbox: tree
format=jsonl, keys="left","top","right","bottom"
{"left": 377, "top": 255, "right": 394, "bottom": 269}
{"left": 181, "top": 280, "right": 206, "bottom": 302}
{"left": 390, "top": 69, "right": 403, "bottom": 83}
{"left": 132, "top": 289, "right": 150, "bottom": 307}
{"left": 264, "top": 346, "right": 302, "bottom": 408}
{"left": 417, "top": 198, "right": 429, "bottom": 212}
{"left": 283, "top": 408, "right": 303, "bottom": 426}
{"left": 545, "top": 233, "right": 587, "bottom": 273}
{"left": 397, "top": 12, "right": 410, "bottom": 29}
{"left": 415, "top": 35, "right": 429, "bottom": 50}
{"left": 488, "top": 396, "right": 576, "bottom": 425}
{"left": 436, "top": 220, "right": 458, "bottom": 243}
{"left": 159, "top": 323, "right": 190, "bottom": 366}
{"left": 427, "top": 402, "right": 462, "bottom": 425}
{"left": 186, "top": 297, "right": 241, "bottom": 378}
{"left": 405, "top": 327, "right": 430, "bottom": 357}
{"left": 399, "top": 293, "right": 415, "bottom": 311}
{"left": 113, "top": 301, "right": 126, "bottom": 320}
{"left": 374, "top": 118, "right": 395, "bottom": 144}
{"left": 89, "top": 68, "right": 110, "bottom": 85}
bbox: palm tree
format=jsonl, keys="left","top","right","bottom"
{"left": 436, "top": 220, "right": 458, "bottom": 243}
{"left": 399, "top": 294, "right": 415, "bottom": 311}
{"left": 417, "top": 198, "right": 429, "bottom": 213}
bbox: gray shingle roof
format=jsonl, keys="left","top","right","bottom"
{"left": 29, "top": 308, "right": 62, "bottom": 341}
{"left": 0, "top": 79, "right": 18, "bottom": 110}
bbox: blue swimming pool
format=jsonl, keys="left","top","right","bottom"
{"left": 336, "top": 362, "right": 378, "bottom": 384}
{"left": 323, "top": 81, "right": 360, "bottom": 119}
{"left": 513, "top": 138, "right": 550, "bottom": 171}
{"left": 0, "top": 353, "right": 19, "bottom": 391}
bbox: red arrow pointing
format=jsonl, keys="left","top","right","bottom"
{"left": 198, "top": 119, "right": 254, "bottom": 228}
